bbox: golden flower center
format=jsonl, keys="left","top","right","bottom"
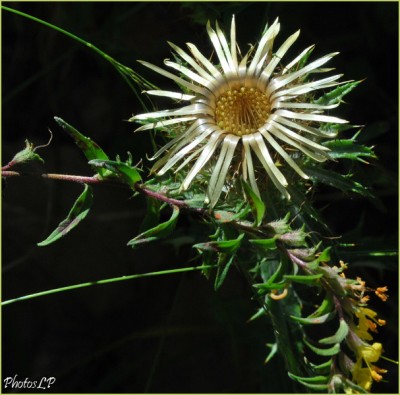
{"left": 215, "top": 86, "right": 270, "bottom": 136}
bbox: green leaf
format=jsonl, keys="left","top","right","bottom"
{"left": 308, "top": 294, "right": 334, "bottom": 318}
{"left": 194, "top": 233, "right": 244, "bottom": 254}
{"left": 253, "top": 260, "right": 286, "bottom": 293}
{"left": 127, "top": 205, "right": 179, "bottom": 248}
{"left": 309, "top": 359, "right": 333, "bottom": 375}
{"left": 38, "top": 184, "right": 93, "bottom": 246}
{"left": 249, "top": 237, "right": 277, "bottom": 249}
{"left": 214, "top": 254, "right": 235, "bottom": 290}
{"left": 54, "top": 117, "right": 110, "bottom": 178}
{"left": 89, "top": 159, "right": 141, "bottom": 187}
{"left": 288, "top": 372, "right": 329, "bottom": 384}
{"left": 304, "top": 166, "right": 373, "bottom": 198}
{"left": 248, "top": 307, "right": 266, "bottom": 322}
{"left": 304, "top": 339, "right": 341, "bottom": 357}
{"left": 284, "top": 273, "right": 323, "bottom": 285}
{"left": 307, "top": 247, "right": 331, "bottom": 270}
{"left": 241, "top": 179, "right": 265, "bottom": 226}
{"left": 324, "top": 138, "right": 376, "bottom": 163}
{"left": 265, "top": 342, "right": 278, "bottom": 363}
{"left": 139, "top": 198, "right": 162, "bottom": 233}
{"left": 315, "top": 80, "right": 361, "bottom": 106}
{"left": 294, "top": 381, "right": 329, "bottom": 391}
{"left": 290, "top": 311, "right": 336, "bottom": 325}
{"left": 213, "top": 205, "right": 251, "bottom": 223}
{"left": 319, "top": 319, "right": 349, "bottom": 345}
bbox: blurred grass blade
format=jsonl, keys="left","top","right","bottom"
{"left": 2, "top": 6, "right": 154, "bottom": 109}
{"left": 38, "top": 184, "right": 93, "bottom": 246}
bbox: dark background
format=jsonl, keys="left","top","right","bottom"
{"left": 2, "top": 2, "right": 398, "bottom": 393}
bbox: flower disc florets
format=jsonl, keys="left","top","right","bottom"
{"left": 131, "top": 16, "right": 349, "bottom": 207}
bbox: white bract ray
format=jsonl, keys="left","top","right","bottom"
{"left": 131, "top": 16, "right": 349, "bottom": 207}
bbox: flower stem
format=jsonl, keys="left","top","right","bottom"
{"left": 2, "top": 170, "right": 103, "bottom": 184}
{"left": 2, "top": 168, "right": 207, "bottom": 213}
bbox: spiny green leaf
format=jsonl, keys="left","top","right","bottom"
{"left": 304, "top": 166, "right": 373, "bottom": 198}
{"left": 304, "top": 339, "right": 341, "bottom": 356}
{"left": 248, "top": 307, "right": 266, "bottom": 322}
{"left": 315, "top": 80, "right": 361, "bottom": 106}
{"left": 54, "top": 117, "right": 110, "bottom": 178}
{"left": 319, "top": 319, "right": 349, "bottom": 345}
{"left": 284, "top": 273, "right": 323, "bottom": 285}
{"left": 214, "top": 254, "right": 235, "bottom": 290}
{"left": 89, "top": 159, "right": 141, "bottom": 187}
{"left": 308, "top": 294, "right": 334, "bottom": 318}
{"left": 294, "top": 380, "right": 329, "bottom": 391}
{"left": 324, "top": 138, "right": 376, "bottom": 163}
{"left": 194, "top": 234, "right": 244, "bottom": 254}
{"left": 241, "top": 179, "right": 265, "bottom": 226}
{"left": 265, "top": 342, "right": 278, "bottom": 363}
{"left": 127, "top": 205, "right": 179, "bottom": 248}
{"left": 309, "top": 359, "right": 333, "bottom": 374}
{"left": 38, "top": 184, "right": 93, "bottom": 246}
{"left": 249, "top": 237, "right": 277, "bottom": 249}
{"left": 288, "top": 372, "right": 329, "bottom": 384}
{"left": 307, "top": 247, "right": 331, "bottom": 270}
{"left": 297, "top": 45, "right": 314, "bottom": 70}
{"left": 290, "top": 311, "right": 336, "bottom": 325}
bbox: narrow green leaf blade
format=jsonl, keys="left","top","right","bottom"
{"left": 295, "top": 381, "right": 329, "bottom": 391}
{"left": 241, "top": 179, "right": 265, "bottom": 226}
{"left": 284, "top": 273, "right": 323, "bottom": 285}
{"left": 304, "top": 166, "right": 373, "bottom": 198}
{"left": 308, "top": 294, "right": 334, "bottom": 318}
{"left": 319, "top": 319, "right": 349, "bottom": 345}
{"left": 194, "top": 234, "right": 244, "bottom": 254}
{"left": 315, "top": 80, "right": 361, "bottom": 106}
{"left": 249, "top": 237, "right": 277, "bottom": 249}
{"left": 288, "top": 372, "right": 329, "bottom": 384}
{"left": 214, "top": 254, "right": 235, "bottom": 290}
{"left": 290, "top": 311, "right": 336, "bottom": 325}
{"left": 89, "top": 159, "right": 141, "bottom": 187}
{"left": 54, "top": 117, "right": 109, "bottom": 177}
{"left": 304, "top": 339, "right": 341, "bottom": 357}
{"left": 265, "top": 342, "right": 278, "bottom": 363}
{"left": 309, "top": 359, "right": 333, "bottom": 374}
{"left": 127, "top": 205, "right": 179, "bottom": 248}
{"left": 38, "top": 184, "right": 93, "bottom": 246}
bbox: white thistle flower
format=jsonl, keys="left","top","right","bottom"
{"left": 131, "top": 16, "right": 349, "bottom": 207}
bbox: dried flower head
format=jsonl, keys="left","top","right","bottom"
{"left": 131, "top": 16, "right": 349, "bottom": 207}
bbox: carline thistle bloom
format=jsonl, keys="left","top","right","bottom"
{"left": 131, "top": 16, "right": 349, "bottom": 207}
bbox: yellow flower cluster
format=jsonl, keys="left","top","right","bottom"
{"left": 351, "top": 342, "right": 387, "bottom": 391}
